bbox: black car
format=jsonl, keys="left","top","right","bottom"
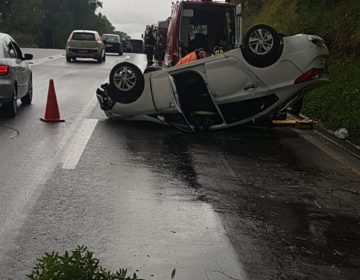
{"left": 122, "top": 39, "right": 144, "bottom": 54}
{"left": 101, "top": 34, "right": 123, "bottom": 55}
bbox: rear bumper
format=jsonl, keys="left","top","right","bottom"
{"left": 105, "top": 44, "right": 122, "bottom": 53}
{"left": 66, "top": 48, "right": 101, "bottom": 59}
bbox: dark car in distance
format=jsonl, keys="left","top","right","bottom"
{"left": 122, "top": 39, "right": 144, "bottom": 54}
{"left": 102, "top": 34, "right": 123, "bottom": 55}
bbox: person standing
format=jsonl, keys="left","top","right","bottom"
{"left": 144, "top": 25, "right": 156, "bottom": 65}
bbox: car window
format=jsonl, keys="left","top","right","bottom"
{"left": 102, "top": 36, "right": 119, "bottom": 43}
{"left": 11, "top": 40, "right": 23, "bottom": 58}
{"left": 6, "top": 37, "right": 21, "bottom": 59}
{"left": 189, "top": 24, "right": 208, "bottom": 40}
{"left": 71, "top": 32, "right": 96, "bottom": 41}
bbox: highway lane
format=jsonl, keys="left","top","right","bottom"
{"left": 0, "top": 51, "right": 134, "bottom": 265}
{"left": 0, "top": 49, "right": 359, "bottom": 280}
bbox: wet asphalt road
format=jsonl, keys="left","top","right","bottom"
{"left": 0, "top": 49, "right": 359, "bottom": 280}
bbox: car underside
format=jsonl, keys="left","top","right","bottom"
{"left": 96, "top": 25, "right": 329, "bottom": 132}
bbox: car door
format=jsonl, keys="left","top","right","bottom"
{"left": 204, "top": 51, "right": 274, "bottom": 124}
{"left": 7, "top": 37, "right": 28, "bottom": 98}
{"left": 147, "top": 69, "right": 182, "bottom": 114}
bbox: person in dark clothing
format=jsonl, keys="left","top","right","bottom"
{"left": 144, "top": 25, "right": 156, "bottom": 65}
{"left": 155, "top": 29, "right": 166, "bottom": 65}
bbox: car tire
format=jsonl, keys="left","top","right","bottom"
{"left": 21, "top": 75, "right": 33, "bottom": 105}
{"left": 66, "top": 56, "right": 71, "bottom": 63}
{"left": 241, "top": 24, "right": 283, "bottom": 68}
{"left": 97, "top": 51, "right": 104, "bottom": 63}
{"left": 4, "top": 86, "right": 17, "bottom": 117}
{"left": 119, "top": 51, "right": 123, "bottom": 56}
{"left": 108, "top": 62, "right": 145, "bottom": 104}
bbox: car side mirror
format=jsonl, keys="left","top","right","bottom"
{"left": 24, "top": 53, "right": 33, "bottom": 60}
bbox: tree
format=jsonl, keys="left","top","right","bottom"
{"left": 0, "top": 0, "right": 13, "bottom": 32}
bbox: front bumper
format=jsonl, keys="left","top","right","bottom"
{"left": 96, "top": 84, "right": 115, "bottom": 111}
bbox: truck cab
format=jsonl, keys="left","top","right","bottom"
{"left": 164, "top": 0, "right": 237, "bottom": 66}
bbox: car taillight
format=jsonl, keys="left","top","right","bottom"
{"left": 294, "top": 68, "right": 320, "bottom": 84}
{"left": 0, "top": 65, "right": 10, "bottom": 76}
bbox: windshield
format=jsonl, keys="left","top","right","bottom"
{"left": 102, "top": 35, "right": 119, "bottom": 42}
{"left": 180, "top": 5, "right": 235, "bottom": 56}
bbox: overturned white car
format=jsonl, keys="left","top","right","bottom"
{"left": 96, "top": 24, "right": 329, "bottom": 132}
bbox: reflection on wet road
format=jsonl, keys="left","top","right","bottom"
{"left": 97, "top": 120, "right": 360, "bottom": 279}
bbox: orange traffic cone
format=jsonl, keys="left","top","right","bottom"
{"left": 40, "top": 79, "right": 65, "bottom": 122}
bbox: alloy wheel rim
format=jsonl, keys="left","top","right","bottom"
{"left": 113, "top": 66, "right": 137, "bottom": 91}
{"left": 249, "top": 28, "right": 274, "bottom": 55}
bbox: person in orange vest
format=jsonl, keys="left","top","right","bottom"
{"left": 175, "top": 48, "right": 207, "bottom": 66}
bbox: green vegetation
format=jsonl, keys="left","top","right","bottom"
{"left": 27, "top": 245, "right": 140, "bottom": 280}
{"left": 0, "top": 0, "right": 129, "bottom": 48}
{"left": 233, "top": 0, "right": 360, "bottom": 143}
{"left": 303, "top": 58, "right": 360, "bottom": 144}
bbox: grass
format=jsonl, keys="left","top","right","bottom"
{"left": 303, "top": 58, "right": 360, "bottom": 144}
{"left": 233, "top": 0, "right": 360, "bottom": 145}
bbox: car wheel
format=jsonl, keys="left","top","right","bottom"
{"left": 241, "top": 24, "right": 283, "bottom": 68}
{"left": 4, "top": 86, "right": 17, "bottom": 117}
{"left": 66, "top": 56, "right": 71, "bottom": 63}
{"left": 108, "top": 62, "right": 145, "bottom": 104}
{"left": 97, "top": 52, "right": 103, "bottom": 63}
{"left": 119, "top": 51, "right": 123, "bottom": 56}
{"left": 21, "top": 75, "right": 33, "bottom": 105}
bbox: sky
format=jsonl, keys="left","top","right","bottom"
{"left": 100, "top": 0, "right": 174, "bottom": 39}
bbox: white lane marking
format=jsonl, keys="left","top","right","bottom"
{"left": 62, "top": 119, "right": 98, "bottom": 169}
{"left": 29, "top": 54, "right": 65, "bottom": 66}
{"left": 295, "top": 130, "right": 360, "bottom": 176}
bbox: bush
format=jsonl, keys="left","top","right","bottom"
{"left": 27, "top": 245, "right": 141, "bottom": 280}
